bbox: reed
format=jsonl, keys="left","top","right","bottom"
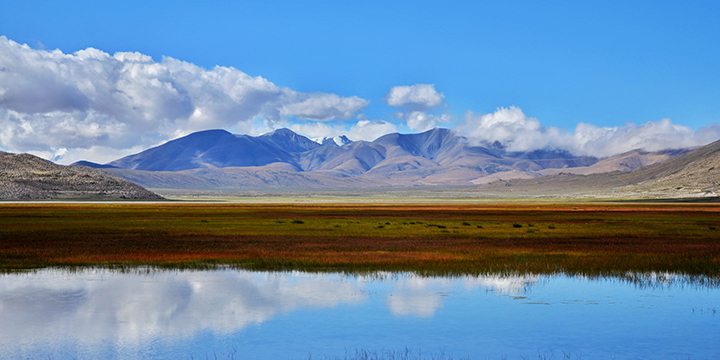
{"left": 1, "top": 203, "right": 719, "bottom": 276}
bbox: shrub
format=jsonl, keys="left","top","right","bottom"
{"left": 512, "top": 223, "right": 522, "bottom": 228}
{"left": 291, "top": 220, "right": 305, "bottom": 224}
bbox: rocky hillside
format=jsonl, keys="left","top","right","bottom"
{"left": 0, "top": 152, "right": 163, "bottom": 200}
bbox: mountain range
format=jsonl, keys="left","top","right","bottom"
{"left": 74, "top": 128, "right": 696, "bottom": 193}
{"left": 473, "top": 135, "right": 720, "bottom": 198}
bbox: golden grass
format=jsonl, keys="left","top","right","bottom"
{"left": 1, "top": 202, "right": 719, "bottom": 275}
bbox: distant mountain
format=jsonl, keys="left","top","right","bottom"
{"left": 106, "top": 129, "right": 309, "bottom": 171}
{"left": 473, "top": 138, "right": 720, "bottom": 198}
{"left": 1, "top": 151, "right": 163, "bottom": 200}
{"left": 319, "top": 135, "right": 352, "bottom": 146}
{"left": 72, "top": 160, "right": 119, "bottom": 169}
{"left": 471, "top": 148, "right": 690, "bottom": 185}
{"left": 75, "top": 128, "right": 689, "bottom": 191}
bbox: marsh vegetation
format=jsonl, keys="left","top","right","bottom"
{"left": 1, "top": 203, "right": 718, "bottom": 276}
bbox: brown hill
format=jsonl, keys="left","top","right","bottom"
{"left": 0, "top": 152, "right": 163, "bottom": 200}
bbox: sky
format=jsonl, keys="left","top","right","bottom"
{"left": 1, "top": 0, "right": 719, "bottom": 164}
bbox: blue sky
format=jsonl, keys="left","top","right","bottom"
{"left": 1, "top": 0, "right": 719, "bottom": 163}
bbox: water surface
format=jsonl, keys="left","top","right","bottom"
{"left": 1, "top": 269, "right": 718, "bottom": 359}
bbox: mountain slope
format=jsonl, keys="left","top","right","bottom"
{"left": 624, "top": 139, "right": 720, "bottom": 194}
{"left": 1, "top": 152, "right": 163, "bottom": 200}
{"left": 474, "top": 139, "right": 720, "bottom": 197}
{"left": 109, "top": 129, "right": 308, "bottom": 171}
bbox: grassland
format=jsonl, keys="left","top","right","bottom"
{"left": 1, "top": 202, "right": 719, "bottom": 276}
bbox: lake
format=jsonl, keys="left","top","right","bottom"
{"left": 1, "top": 269, "right": 718, "bottom": 359}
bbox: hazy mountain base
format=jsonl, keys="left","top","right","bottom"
{"left": 105, "top": 148, "right": 690, "bottom": 195}
{"left": 150, "top": 187, "right": 719, "bottom": 202}
{"left": 0, "top": 152, "right": 164, "bottom": 200}
{"left": 474, "top": 138, "right": 720, "bottom": 200}
{"left": 145, "top": 138, "right": 720, "bottom": 201}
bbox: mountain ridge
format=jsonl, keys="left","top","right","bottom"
{"left": 72, "top": 128, "right": 698, "bottom": 193}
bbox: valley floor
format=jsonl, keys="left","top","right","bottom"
{"left": 1, "top": 202, "right": 719, "bottom": 276}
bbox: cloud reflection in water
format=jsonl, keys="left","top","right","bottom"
{"left": 0, "top": 269, "right": 542, "bottom": 355}
{"left": 0, "top": 270, "right": 369, "bottom": 347}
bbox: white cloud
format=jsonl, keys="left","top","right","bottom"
{"left": 457, "top": 106, "right": 569, "bottom": 152}
{"left": 290, "top": 119, "right": 398, "bottom": 143}
{"left": 457, "top": 106, "right": 720, "bottom": 157}
{"left": 571, "top": 118, "right": 714, "bottom": 157}
{"left": 3, "top": 35, "right": 718, "bottom": 164}
{"left": 385, "top": 84, "right": 444, "bottom": 111}
{"left": 403, "top": 111, "right": 452, "bottom": 132}
{"left": 280, "top": 93, "right": 369, "bottom": 121}
{"left": 55, "top": 145, "right": 152, "bottom": 165}
{"left": 347, "top": 120, "right": 398, "bottom": 142}
{"left": 289, "top": 121, "right": 337, "bottom": 142}
{"left": 0, "top": 36, "right": 369, "bottom": 163}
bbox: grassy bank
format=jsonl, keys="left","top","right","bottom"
{"left": 1, "top": 203, "right": 719, "bottom": 276}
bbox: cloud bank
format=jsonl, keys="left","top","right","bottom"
{"left": 1, "top": 35, "right": 718, "bottom": 164}
{"left": 289, "top": 119, "right": 398, "bottom": 143}
{"left": 457, "top": 106, "right": 720, "bottom": 157}
{"left": 0, "top": 37, "right": 368, "bottom": 162}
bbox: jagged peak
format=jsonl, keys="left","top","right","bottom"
{"left": 263, "top": 128, "right": 297, "bottom": 137}
{"left": 315, "top": 135, "right": 353, "bottom": 146}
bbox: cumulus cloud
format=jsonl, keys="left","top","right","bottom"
{"left": 280, "top": 93, "right": 369, "bottom": 121}
{"left": 385, "top": 84, "right": 444, "bottom": 111}
{"left": 457, "top": 106, "right": 720, "bottom": 157}
{"left": 288, "top": 122, "right": 336, "bottom": 141}
{"left": 347, "top": 120, "right": 398, "bottom": 141}
{"left": 402, "top": 111, "right": 452, "bottom": 132}
{"left": 47, "top": 144, "right": 154, "bottom": 165}
{"left": 3, "top": 35, "right": 718, "bottom": 164}
{"left": 0, "top": 37, "right": 368, "bottom": 163}
{"left": 289, "top": 119, "right": 398, "bottom": 143}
